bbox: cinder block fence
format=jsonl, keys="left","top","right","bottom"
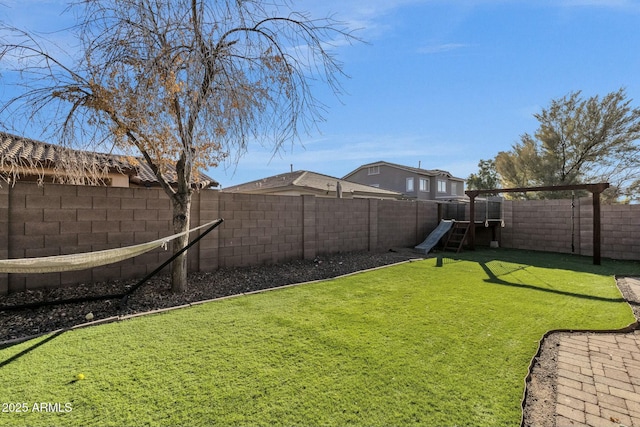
{"left": 1, "top": 182, "right": 639, "bottom": 295}
{"left": 501, "top": 199, "right": 640, "bottom": 261}
{"left": 0, "top": 183, "right": 439, "bottom": 294}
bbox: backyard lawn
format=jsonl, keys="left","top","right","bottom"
{"left": 0, "top": 249, "right": 638, "bottom": 426}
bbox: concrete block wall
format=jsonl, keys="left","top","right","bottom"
{"left": 197, "top": 190, "right": 221, "bottom": 272}
{"left": 501, "top": 199, "right": 576, "bottom": 254}
{"left": 4, "top": 182, "right": 640, "bottom": 295}
{"left": 0, "top": 183, "right": 442, "bottom": 294}
{"left": 216, "top": 192, "right": 304, "bottom": 268}
{"left": 417, "top": 202, "right": 439, "bottom": 247}
{"left": 315, "top": 198, "right": 369, "bottom": 255}
{"left": 501, "top": 197, "right": 640, "bottom": 261}
{"left": 5, "top": 182, "right": 175, "bottom": 293}
{"left": 601, "top": 203, "right": 640, "bottom": 260}
{"left": 377, "top": 199, "right": 438, "bottom": 250}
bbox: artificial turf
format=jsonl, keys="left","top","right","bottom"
{"left": 0, "top": 249, "right": 637, "bottom": 426}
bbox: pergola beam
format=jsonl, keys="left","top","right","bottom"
{"left": 465, "top": 183, "right": 609, "bottom": 265}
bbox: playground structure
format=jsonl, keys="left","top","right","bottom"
{"left": 414, "top": 220, "right": 454, "bottom": 254}
{"left": 416, "top": 183, "right": 610, "bottom": 263}
{"left": 415, "top": 197, "right": 504, "bottom": 255}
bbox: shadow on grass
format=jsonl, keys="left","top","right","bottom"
{"left": 477, "top": 261, "right": 627, "bottom": 304}
{"left": 0, "top": 330, "right": 66, "bottom": 369}
{"left": 441, "top": 247, "right": 640, "bottom": 304}
{"left": 451, "top": 247, "right": 640, "bottom": 277}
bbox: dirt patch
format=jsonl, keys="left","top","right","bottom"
{"left": 522, "top": 332, "right": 560, "bottom": 427}
{"left": 521, "top": 276, "right": 640, "bottom": 427}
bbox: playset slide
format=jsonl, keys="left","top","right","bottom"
{"left": 414, "top": 220, "right": 454, "bottom": 254}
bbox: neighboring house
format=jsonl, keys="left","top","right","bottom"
{"left": 223, "top": 170, "right": 402, "bottom": 199}
{"left": 343, "top": 161, "right": 465, "bottom": 201}
{"left": 0, "top": 132, "right": 218, "bottom": 189}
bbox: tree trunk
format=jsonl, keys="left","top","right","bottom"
{"left": 170, "top": 191, "right": 192, "bottom": 293}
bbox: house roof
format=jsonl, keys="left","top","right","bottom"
{"left": 0, "top": 132, "right": 219, "bottom": 188}
{"left": 224, "top": 170, "right": 402, "bottom": 198}
{"left": 343, "top": 160, "right": 465, "bottom": 182}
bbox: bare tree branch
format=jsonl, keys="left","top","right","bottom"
{"left": 0, "top": 0, "right": 359, "bottom": 291}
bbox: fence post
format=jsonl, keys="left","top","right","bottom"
{"left": 198, "top": 190, "right": 220, "bottom": 272}
{"left": 0, "top": 185, "right": 8, "bottom": 295}
{"left": 302, "top": 195, "right": 317, "bottom": 260}
{"left": 368, "top": 199, "right": 378, "bottom": 251}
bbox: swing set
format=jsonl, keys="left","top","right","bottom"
{"left": 465, "top": 183, "right": 609, "bottom": 265}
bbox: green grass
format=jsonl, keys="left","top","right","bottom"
{"left": 0, "top": 249, "right": 638, "bottom": 426}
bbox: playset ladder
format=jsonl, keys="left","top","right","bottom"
{"left": 443, "top": 221, "right": 470, "bottom": 253}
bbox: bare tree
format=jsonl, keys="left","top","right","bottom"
{"left": 0, "top": 0, "right": 357, "bottom": 292}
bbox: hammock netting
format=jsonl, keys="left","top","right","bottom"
{"left": 0, "top": 219, "right": 222, "bottom": 274}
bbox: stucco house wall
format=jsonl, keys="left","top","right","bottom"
{"left": 343, "top": 161, "right": 465, "bottom": 201}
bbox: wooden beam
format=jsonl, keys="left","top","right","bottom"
{"left": 465, "top": 183, "right": 609, "bottom": 197}
{"left": 469, "top": 194, "right": 477, "bottom": 250}
{"left": 593, "top": 189, "right": 602, "bottom": 265}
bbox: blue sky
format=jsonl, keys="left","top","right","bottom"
{"left": 2, "top": 0, "right": 640, "bottom": 188}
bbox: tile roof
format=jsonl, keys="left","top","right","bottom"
{"left": 225, "top": 170, "right": 306, "bottom": 192}
{"left": 224, "top": 170, "right": 401, "bottom": 198}
{"left": 0, "top": 132, "right": 218, "bottom": 188}
{"left": 0, "top": 132, "right": 129, "bottom": 170}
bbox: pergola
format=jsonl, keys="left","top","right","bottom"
{"left": 465, "top": 183, "right": 610, "bottom": 265}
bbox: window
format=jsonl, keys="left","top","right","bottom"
{"left": 406, "top": 177, "right": 414, "bottom": 192}
{"left": 437, "top": 180, "right": 447, "bottom": 193}
{"left": 368, "top": 166, "right": 380, "bottom": 175}
{"left": 451, "top": 182, "right": 458, "bottom": 195}
{"left": 419, "top": 178, "right": 429, "bottom": 192}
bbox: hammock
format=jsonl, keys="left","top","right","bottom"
{"left": 0, "top": 219, "right": 223, "bottom": 274}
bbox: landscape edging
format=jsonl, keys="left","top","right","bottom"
{"left": 0, "top": 257, "right": 425, "bottom": 349}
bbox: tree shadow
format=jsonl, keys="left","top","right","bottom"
{"left": 0, "top": 330, "right": 66, "bottom": 369}
{"left": 437, "top": 248, "right": 640, "bottom": 305}
{"left": 476, "top": 261, "right": 628, "bottom": 304}
{"left": 452, "top": 247, "right": 640, "bottom": 277}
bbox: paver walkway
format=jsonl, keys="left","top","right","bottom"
{"left": 554, "top": 277, "right": 640, "bottom": 427}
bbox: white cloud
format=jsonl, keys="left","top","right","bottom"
{"left": 297, "top": 0, "right": 432, "bottom": 38}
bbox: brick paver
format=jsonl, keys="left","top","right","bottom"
{"left": 552, "top": 277, "right": 640, "bottom": 427}
{"left": 555, "top": 332, "right": 640, "bottom": 426}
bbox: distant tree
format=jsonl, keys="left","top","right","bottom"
{"left": 466, "top": 159, "right": 499, "bottom": 191}
{"left": 495, "top": 88, "right": 640, "bottom": 201}
{"left": 0, "top": 0, "right": 357, "bottom": 292}
{"left": 495, "top": 136, "right": 545, "bottom": 199}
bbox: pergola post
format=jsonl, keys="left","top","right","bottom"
{"left": 587, "top": 183, "right": 608, "bottom": 266}
{"left": 468, "top": 191, "right": 478, "bottom": 250}
{"left": 592, "top": 190, "right": 601, "bottom": 265}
